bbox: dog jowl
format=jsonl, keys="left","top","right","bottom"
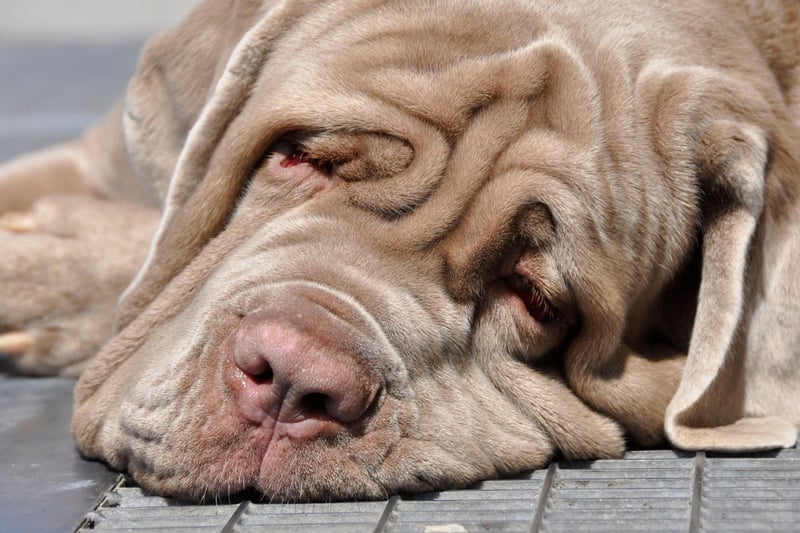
{"left": 1, "top": 0, "right": 799, "bottom": 502}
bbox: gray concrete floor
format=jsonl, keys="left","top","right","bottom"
{"left": 0, "top": 41, "right": 142, "bottom": 160}
{"left": 0, "top": 41, "right": 143, "bottom": 533}
{"left": 0, "top": 372, "right": 118, "bottom": 532}
{"left": 0, "top": 0, "right": 198, "bottom": 41}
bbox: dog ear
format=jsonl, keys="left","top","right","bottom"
{"left": 564, "top": 62, "right": 799, "bottom": 450}
{"left": 120, "top": 0, "right": 272, "bottom": 207}
{"left": 665, "top": 118, "right": 799, "bottom": 450}
{"left": 115, "top": 0, "right": 312, "bottom": 328}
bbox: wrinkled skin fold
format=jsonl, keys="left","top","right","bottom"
{"left": 0, "top": 0, "right": 798, "bottom": 502}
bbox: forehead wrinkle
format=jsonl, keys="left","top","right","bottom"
{"left": 332, "top": 12, "right": 563, "bottom": 138}
{"left": 353, "top": 47, "right": 606, "bottom": 252}
{"left": 336, "top": 0, "right": 551, "bottom": 61}
{"left": 439, "top": 171, "right": 541, "bottom": 295}
{"left": 358, "top": 36, "right": 580, "bottom": 140}
{"left": 494, "top": 129, "right": 617, "bottom": 245}
{"left": 288, "top": 0, "right": 544, "bottom": 90}
{"left": 385, "top": 98, "right": 533, "bottom": 249}
{"left": 377, "top": 64, "right": 607, "bottom": 252}
{"left": 265, "top": 1, "right": 613, "bottom": 248}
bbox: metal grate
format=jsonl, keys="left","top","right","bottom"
{"left": 77, "top": 445, "right": 799, "bottom": 532}
{"left": 385, "top": 472, "right": 547, "bottom": 533}
{"left": 700, "top": 447, "right": 800, "bottom": 533}
{"left": 540, "top": 450, "right": 695, "bottom": 532}
{"left": 236, "top": 500, "right": 388, "bottom": 532}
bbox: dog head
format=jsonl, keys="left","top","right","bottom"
{"left": 72, "top": 0, "right": 800, "bottom": 501}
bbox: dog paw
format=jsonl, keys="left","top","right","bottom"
{"left": 0, "top": 195, "right": 159, "bottom": 376}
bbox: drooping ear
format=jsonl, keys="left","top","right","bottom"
{"left": 116, "top": 0, "right": 315, "bottom": 328}
{"left": 665, "top": 119, "right": 798, "bottom": 450}
{"left": 120, "top": 0, "right": 273, "bottom": 207}
{"left": 563, "top": 60, "right": 799, "bottom": 450}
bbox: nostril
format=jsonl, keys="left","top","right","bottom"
{"left": 299, "top": 393, "right": 329, "bottom": 418}
{"left": 251, "top": 364, "right": 273, "bottom": 385}
{"left": 229, "top": 313, "right": 382, "bottom": 429}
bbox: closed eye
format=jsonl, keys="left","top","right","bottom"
{"left": 241, "top": 139, "right": 337, "bottom": 198}
{"left": 504, "top": 272, "right": 556, "bottom": 323}
{"left": 278, "top": 145, "right": 335, "bottom": 176}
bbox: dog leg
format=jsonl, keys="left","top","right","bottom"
{"left": 0, "top": 95, "right": 163, "bottom": 376}
{"left": 0, "top": 194, "right": 158, "bottom": 376}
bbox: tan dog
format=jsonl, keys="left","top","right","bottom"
{"left": 0, "top": 0, "right": 798, "bottom": 502}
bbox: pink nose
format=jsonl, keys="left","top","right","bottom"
{"left": 227, "top": 309, "right": 381, "bottom": 437}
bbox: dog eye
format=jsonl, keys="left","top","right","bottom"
{"left": 280, "top": 150, "right": 309, "bottom": 168}
{"left": 505, "top": 272, "right": 556, "bottom": 323}
{"left": 279, "top": 146, "right": 335, "bottom": 176}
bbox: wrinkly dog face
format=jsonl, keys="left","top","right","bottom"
{"left": 71, "top": 0, "right": 787, "bottom": 501}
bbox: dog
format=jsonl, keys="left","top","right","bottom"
{"left": 0, "top": 0, "right": 798, "bottom": 502}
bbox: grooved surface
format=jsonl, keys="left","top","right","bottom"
{"left": 700, "top": 447, "right": 800, "bottom": 533}
{"left": 540, "top": 452, "right": 695, "bottom": 532}
{"left": 78, "top": 446, "right": 800, "bottom": 532}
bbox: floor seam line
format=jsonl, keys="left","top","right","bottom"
{"left": 529, "top": 462, "right": 557, "bottom": 533}
{"left": 689, "top": 451, "right": 706, "bottom": 533}
{"left": 220, "top": 500, "right": 251, "bottom": 533}
{"left": 372, "top": 494, "right": 400, "bottom": 533}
